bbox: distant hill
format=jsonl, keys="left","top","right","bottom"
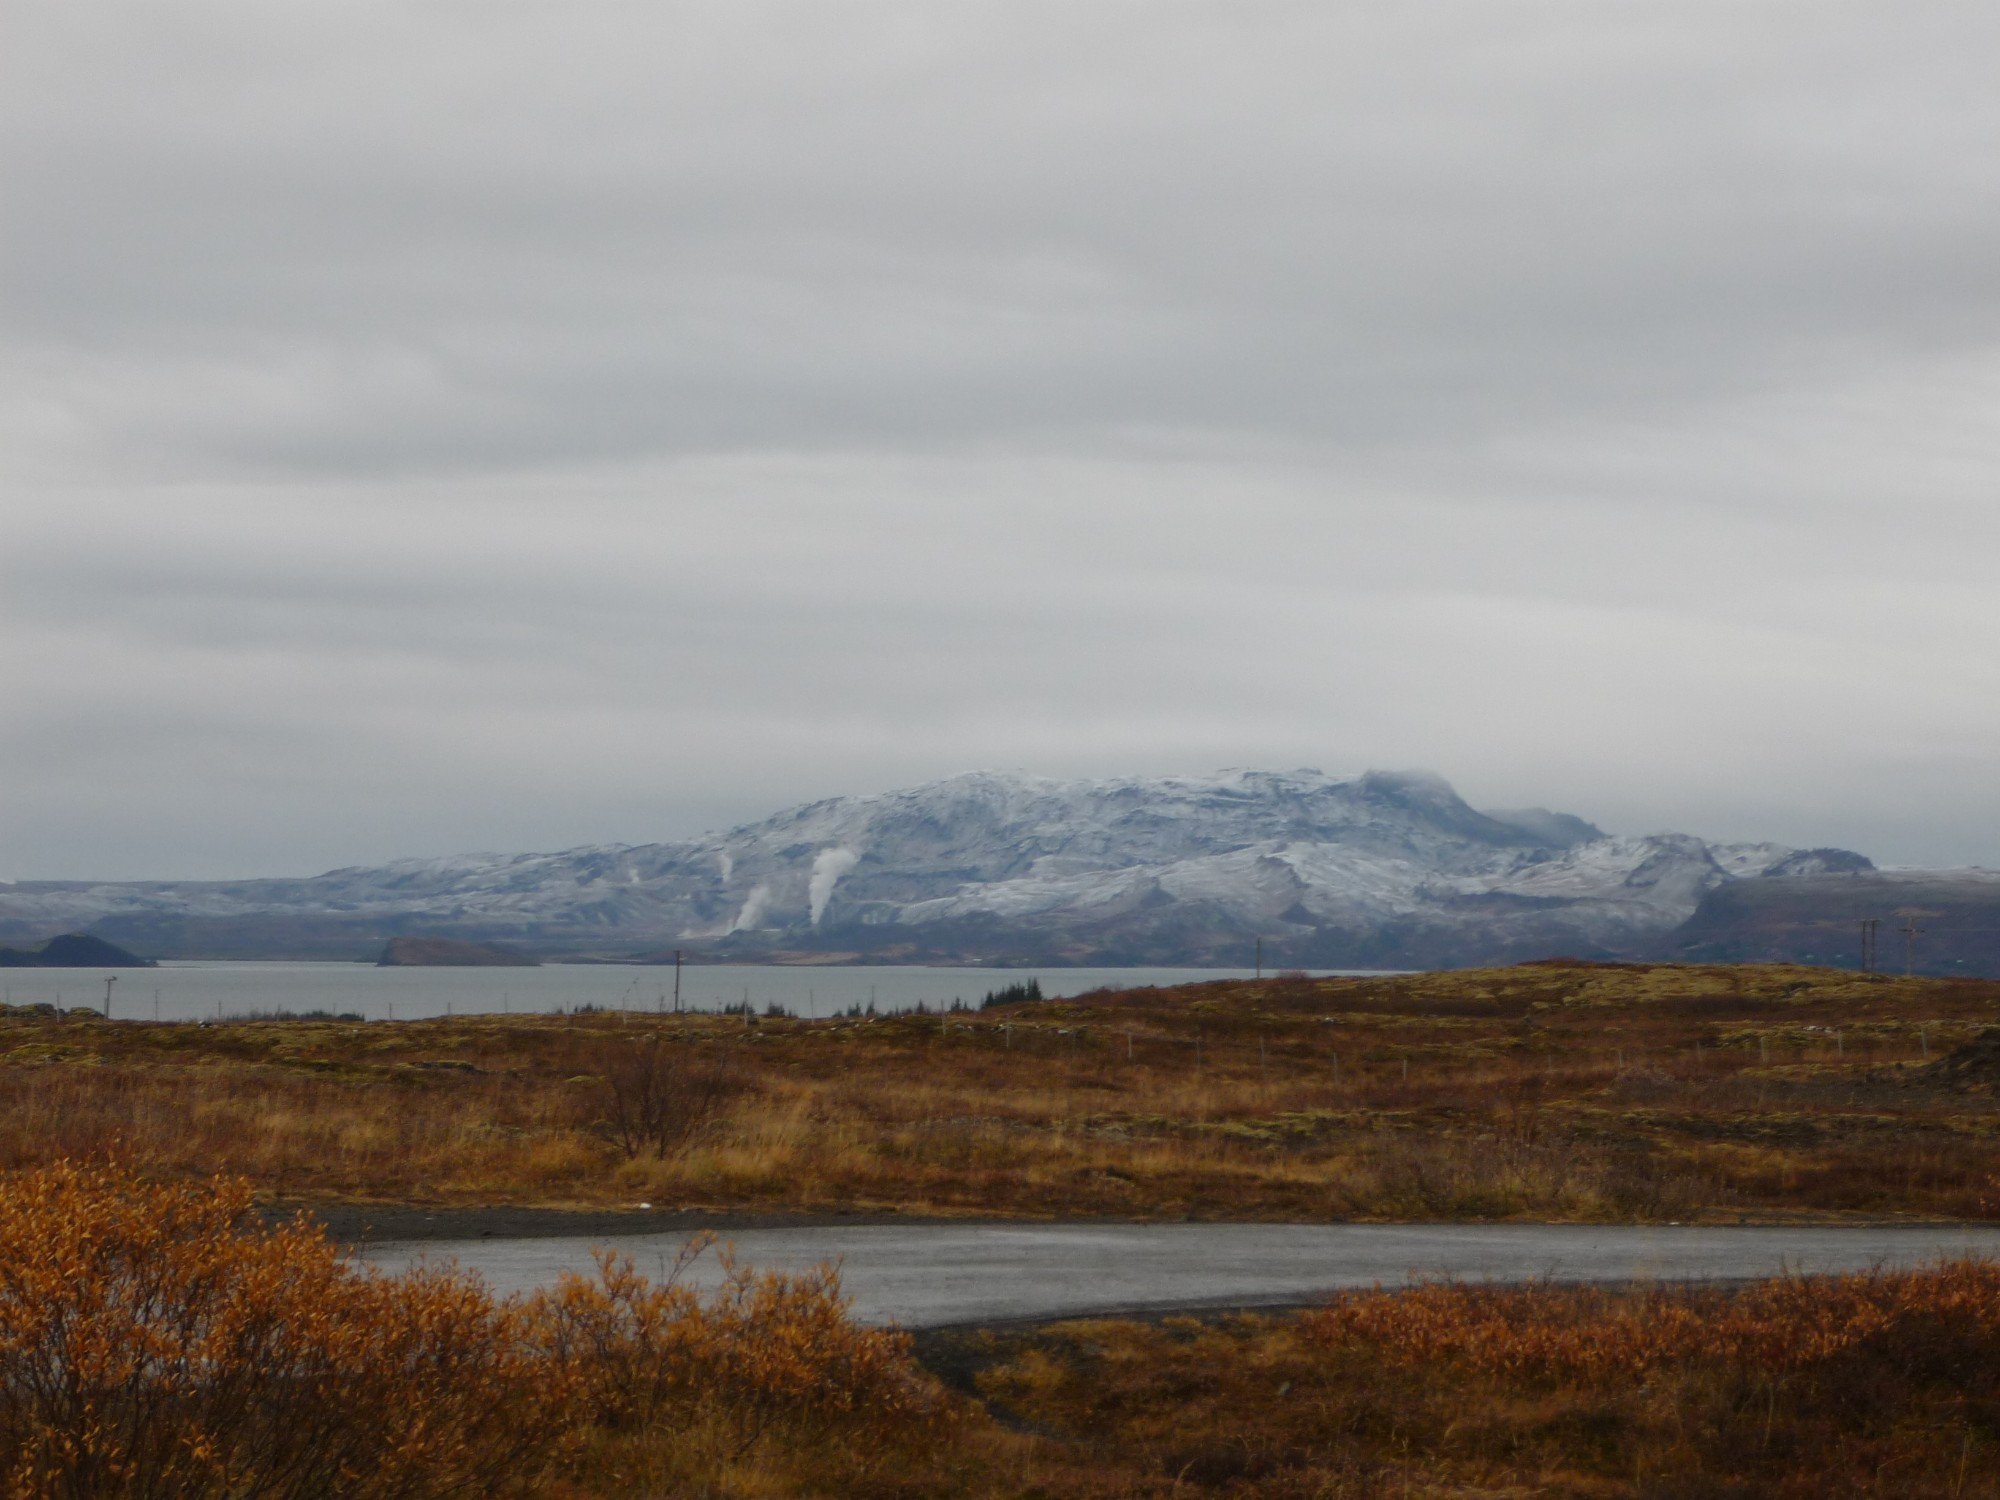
{"left": 0, "top": 933, "right": 155, "bottom": 968}
{"left": 1665, "top": 870, "right": 2000, "bottom": 976}
{"left": 377, "top": 936, "right": 538, "bottom": 967}
{"left": 0, "top": 768, "right": 1891, "bottom": 968}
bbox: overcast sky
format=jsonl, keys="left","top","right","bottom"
{"left": 4, "top": 3, "right": 1999, "bottom": 880}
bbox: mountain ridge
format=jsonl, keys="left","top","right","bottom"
{"left": 0, "top": 767, "right": 1878, "bottom": 966}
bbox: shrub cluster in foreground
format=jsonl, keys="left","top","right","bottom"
{"left": 8, "top": 1159, "right": 2000, "bottom": 1496}
{"left": 0, "top": 1162, "right": 951, "bottom": 1497}
{"left": 974, "top": 1264, "right": 2000, "bottom": 1496}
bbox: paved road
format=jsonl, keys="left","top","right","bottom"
{"left": 361, "top": 1222, "right": 2000, "bottom": 1327}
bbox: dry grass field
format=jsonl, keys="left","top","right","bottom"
{"left": 3, "top": 960, "right": 1997, "bottom": 1223}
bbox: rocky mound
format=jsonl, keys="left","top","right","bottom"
{"left": 1921, "top": 1029, "right": 2000, "bottom": 1092}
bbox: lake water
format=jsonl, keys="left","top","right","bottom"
{"left": 0, "top": 961, "right": 1375, "bottom": 1024}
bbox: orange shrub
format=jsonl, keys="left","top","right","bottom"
{"left": 535, "top": 1243, "right": 951, "bottom": 1459}
{"left": 1302, "top": 1260, "right": 2000, "bottom": 1390}
{"left": 0, "top": 1160, "right": 574, "bottom": 1498}
{"left": 0, "top": 1161, "right": 955, "bottom": 1498}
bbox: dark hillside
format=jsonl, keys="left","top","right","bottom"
{"left": 1666, "top": 872, "right": 2000, "bottom": 975}
{"left": 0, "top": 933, "right": 154, "bottom": 967}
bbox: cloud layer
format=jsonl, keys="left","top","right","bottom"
{"left": 4, "top": 4, "right": 1999, "bottom": 877}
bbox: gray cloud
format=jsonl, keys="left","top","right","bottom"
{"left": 3, "top": 4, "right": 1999, "bottom": 878}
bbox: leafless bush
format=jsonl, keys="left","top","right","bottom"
{"left": 593, "top": 1035, "right": 742, "bottom": 1159}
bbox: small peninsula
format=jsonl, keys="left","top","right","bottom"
{"left": 376, "top": 936, "right": 539, "bottom": 967}
{"left": 0, "top": 933, "right": 155, "bottom": 968}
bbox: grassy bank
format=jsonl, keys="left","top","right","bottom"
{"left": 946, "top": 1262, "right": 2000, "bottom": 1497}
{"left": 4, "top": 961, "right": 1999, "bottom": 1221}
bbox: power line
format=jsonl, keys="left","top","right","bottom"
{"left": 1900, "top": 916, "right": 1925, "bottom": 977}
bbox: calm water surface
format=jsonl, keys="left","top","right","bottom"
{"left": 0, "top": 961, "right": 1379, "bottom": 1023}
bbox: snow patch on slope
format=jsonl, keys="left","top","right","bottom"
{"left": 0, "top": 768, "right": 1874, "bottom": 962}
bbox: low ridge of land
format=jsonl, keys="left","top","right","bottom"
{"left": 376, "top": 934, "right": 539, "bottom": 967}
{"left": 0, "top": 931, "right": 154, "bottom": 967}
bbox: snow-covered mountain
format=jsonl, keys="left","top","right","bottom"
{"left": 0, "top": 769, "right": 1870, "bottom": 965}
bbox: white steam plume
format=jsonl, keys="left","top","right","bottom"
{"left": 808, "top": 847, "right": 859, "bottom": 927}
{"left": 717, "top": 850, "right": 734, "bottom": 884}
{"left": 728, "top": 883, "right": 771, "bottom": 933}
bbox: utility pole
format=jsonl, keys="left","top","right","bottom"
{"left": 1255, "top": 937, "right": 1263, "bottom": 980}
{"left": 1900, "top": 917, "right": 1925, "bottom": 977}
{"left": 103, "top": 975, "right": 116, "bottom": 1019}
{"left": 673, "top": 949, "right": 682, "bottom": 1014}
{"left": 1859, "top": 918, "right": 1879, "bottom": 973}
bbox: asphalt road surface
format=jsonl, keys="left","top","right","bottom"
{"left": 361, "top": 1222, "right": 2000, "bottom": 1327}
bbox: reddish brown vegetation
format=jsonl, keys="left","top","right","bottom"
{"left": 0, "top": 1161, "right": 563, "bottom": 1497}
{"left": 0, "top": 1162, "right": 951, "bottom": 1498}
{"left": 590, "top": 1033, "right": 742, "bottom": 1160}
{"left": 8, "top": 1159, "right": 2000, "bottom": 1495}
{"left": 970, "top": 1266, "right": 2000, "bottom": 1495}
{"left": 2, "top": 962, "right": 1997, "bottom": 1225}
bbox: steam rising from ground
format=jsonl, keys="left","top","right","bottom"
{"left": 809, "top": 848, "right": 859, "bottom": 927}
{"left": 728, "top": 883, "right": 771, "bottom": 934}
